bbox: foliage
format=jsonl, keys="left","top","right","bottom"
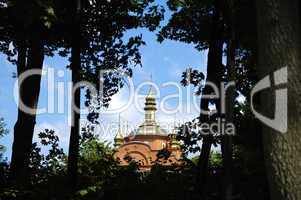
{"left": 190, "top": 151, "right": 222, "bottom": 171}
{"left": 78, "top": 138, "right": 118, "bottom": 184}
{"left": 0, "top": 129, "right": 67, "bottom": 199}
{"left": 159, "top": 0, "right": 257, "bottom": 50}
{"left": 0, "top": 0, "right": 63, "bottom": 63}
{"left": 0, "top": 118, "right": 9, "bottom": 190}
{"left": 0, "top": 117, "right": 8, "bottom": 161}
{"left": 158, "top": 0, "right": 214, "bottom": 50}
{"left": 0, "top": 123, "right": 269, "bottom": 200}
{"left": 79, "top": 0, "right": 165, "bottom": 123}
{"left": 209, "top": 151, "right": 222, "bottom": 168}
{"left": 28, "top": 129, "right": 66, "bottom": 185}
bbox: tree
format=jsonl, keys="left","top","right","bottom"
{"left": 0, "top": 0, "right": 62, "bottom": 185}
{"left": 221, "top": 1, "right": 235, "bottom": 199}
{"left": 256, "top": 0, "right": 301, "bottom": 199}
{"left": 67, "top": 0, "right": 82, "bottom": 190}
{"left": 160, "top": 0, "right": 261, "bottom": 199}
{"left": 159, "top": 1, "right": 225, "bottom": 198}
{"left": 64, "top": 0, "right": 164, "bottom": 189}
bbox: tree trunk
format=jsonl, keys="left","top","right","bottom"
{"left": 9, "top": 34, "right": 44, "bottom": 186}
{"left": 256, "top": 0, "right": 301, "bottom": 199}
{"left": 221, "top": 39, "right": 235, "bottom": 200}
{"left": 67, "top": 0, "right": 81, "bottom": 190}
{"left": 67, "top": 59, "right": 81, "bottom": 190}
{"left": 197, "top": 0, "right": 224, "bottom": 197}
{"left": 221, "top": 1, "right": 235, "bottom": 199}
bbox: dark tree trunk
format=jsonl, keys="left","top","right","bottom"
{"left": 197, "top": 1, "right": 224, "bottom": 197}
{"left": 221, "top": 2, "right": 235, "bottom": 199}
{"left": 256, "top": 0, "right": 301, "bottom": 199}
{"left": 9, "top": 33, "right": 44, "bottom": 186}
{"left": 221, "top": 39, "right": 235, "bottom": 200}
{"left": 67, "top": 0, "right": 81, "bottom": 190}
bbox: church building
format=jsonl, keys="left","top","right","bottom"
{"left": 114, "top": 86, "right": 183, "bottom": 170}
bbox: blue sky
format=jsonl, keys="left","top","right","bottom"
{"left": 0, "top": 2, "right": 208, "bottom": 159}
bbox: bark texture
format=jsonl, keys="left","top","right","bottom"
{"left": 256, "top": 0, "right": 301, "bottom": 199}
{"left": 221, "top": 38, "right": 235, "bottom": 200}
{"left": 9, "top": 34, "right": 44, "bottom": 185}
{"left": 67, "top": 0, "right": 81, "bottom": 190}
{"left": 197, "top": 0, "right": 224, "bottom": 197}
{"left": 221, "top": 1, "right": 236, "bottom": 198}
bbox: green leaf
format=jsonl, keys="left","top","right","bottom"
{"left": 78, "top": 189, "right": 88, "bottom": 196}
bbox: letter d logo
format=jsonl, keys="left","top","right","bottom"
{"left": 251, "top": 67, "right": 287, "bottom": 133}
